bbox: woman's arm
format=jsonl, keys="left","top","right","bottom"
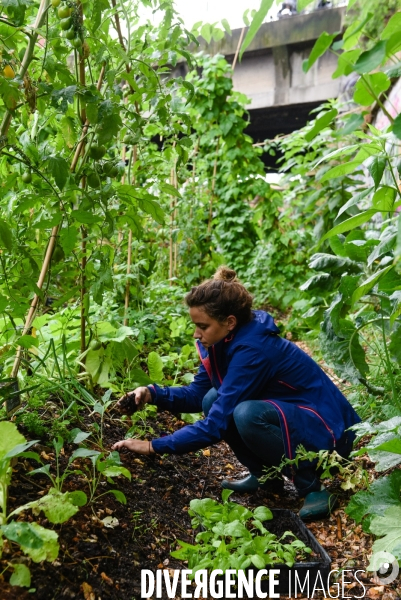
{"left": 147, "top": 362, "right": 212, "bottom": 413}
{"left": 151, "top": 345, "right": 275, "bottom": 454}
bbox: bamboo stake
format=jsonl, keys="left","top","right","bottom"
{"left": 0, "top": 0, "right": 50, "bottom": 141}
{"left": 232, "top": 27, "right": 245, "bottom": 72}
{"left": 169, "top": 167, "right": 175, "bottom": 284}
{"left": 123, "top": 145, "right": 137, "bottom": 325}
{"left": 78, "top": 1, "right": 87, "bottom": 358}
{"left": 10, "top": 66, "right": 106, "bottom": 387}
{"left": 173, "top": 169, "right": 178, "bottom": 277}
{"left": 207, "top": 138, "right": 219, "bottom": 233}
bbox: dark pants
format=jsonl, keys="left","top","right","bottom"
{"left": 202, "top": 389, "right": 320, "bottom": 496}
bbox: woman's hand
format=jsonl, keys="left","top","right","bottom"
{"left": 111, "top": 439, "right": 155, "bottom": 455}
{"left": 115, "top": 386, "right": 152, "bottom": 415}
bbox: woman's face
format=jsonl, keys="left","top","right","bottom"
{"left": 189, "top": 306, "right": 236, "bottom": 349}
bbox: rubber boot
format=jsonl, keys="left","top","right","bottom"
{"left": 221, "top": 473, "right": 284, "bottom": 494}
{"left": 299, "top": 487, "right": 337, "bottom": 521}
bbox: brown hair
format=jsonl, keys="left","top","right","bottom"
{"left": 185, "top": 266, "right": 253, "bottom": 325}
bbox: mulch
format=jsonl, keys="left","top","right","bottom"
{"left": 1, "top": 407, "right": 400, "bottom": 599}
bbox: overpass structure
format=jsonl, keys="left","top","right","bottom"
{"left": 199, "top": 6, "right": 347, "bottom": 142}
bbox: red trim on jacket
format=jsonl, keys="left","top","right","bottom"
{"left": 299, "top": 406, "right": 336, "bottom": 447}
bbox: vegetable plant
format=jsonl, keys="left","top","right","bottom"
{"left": 171, "top": 490, "right": 311, "bottom": 574}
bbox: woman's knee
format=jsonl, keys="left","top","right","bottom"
{"left": 202, "top": 388, "right": 218, "bottom": 417}
{"left": 233, "top": 401, "right": 255, "bottom": 433}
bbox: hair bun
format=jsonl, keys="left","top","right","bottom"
{"left": 213, "top": 266, "right": 238, "bottom": 282}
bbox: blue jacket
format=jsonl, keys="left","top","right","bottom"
{"left": 150, "top": 310, "right": 360, "bottom": 458}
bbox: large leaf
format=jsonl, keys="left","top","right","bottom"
{"left": 305, "top": 109, "right": 337, "bottom": 142}
{"left": 239, "top": 0, "right": 275, "bottom": 60}
{"left": 346, "top": 471, "right": 401, "bottom": 524}
{"left": 353, "top": 73, "right": 391, "bottom": 106}
{"left": 10, "top": 488, "right": 79, "bottom": 524}
{"left": 320, "top": 210, "right": 378, "bottom": 242}
{"left": 354, "top": 41, "right": 387, "bottom": 74}
{"left": 368, "top": 157, "right": 386, "bottom": 189}
{"left": 45, "top": 156, "right": 69, "bottom": 190}
{"left": 0, "top": 422, "right": 26, "bottom": 460}
{"left": 0, "top": 219, "right": 13, "bottom": 251}
{"left": 381, "top": 11, "right": 401, "bottom": 39}
{"left": 369, "top": 506, "right": 401, "bottom": 563}
{"left": 320, "top": 311, "right": 368, "bottom": 383}
{"left": 303, "top": 32, "right": 336, "bottom": 73}
{"left": 147, "top": 351, "right": 164, "bottom": 383}
{"left": 372, "top": 186, "right": 397, "bottom": 212}
{"left": 9, "top": 564, "right": 31, "bottom": 588}
{"left": 351, "top": 265, "right": 393, "bottom": 305}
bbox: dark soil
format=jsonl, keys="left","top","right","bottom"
{"left": 1, "top": 409, "right": 400, "bottom": 600}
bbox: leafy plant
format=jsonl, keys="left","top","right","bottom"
{"left": 260, "top": 444, "right": 368, "bottom": 491}
{"left": 171, "top": 489, "right": 311, "bottom": 574}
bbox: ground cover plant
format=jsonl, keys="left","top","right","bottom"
{"left": 0, "top": 0, "right": 401, "bottom": 596}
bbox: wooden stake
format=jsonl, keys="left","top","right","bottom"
{"left": 123, "top": 145, "right": 137, "bottom": 325}
{"left": 9, "top": 66, "right": 106, "bottom": 391}
{"left": 232, "top": 27, "right": 245, "bottom": 72}
{"left": 208, "top": 138, "right": 220, "bottom": 233}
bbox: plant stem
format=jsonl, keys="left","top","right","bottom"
{"left": 0, "top": 0, "right": 50, "bottom": 141}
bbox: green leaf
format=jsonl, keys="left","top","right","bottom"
{"left": 353, "top": 73, "right": 391, "bottom": 106}
{"left": 22, "top": 522, "right": 59, "bottom": 563}
{"left": 368, "top": 157, "right": 386, "bottom": 189}
{"left": 392, "top": 113, "right": 401, "bottom": 140}
{"left": 160, "top": 183, "right": 181, "bottom": 198}
{"left": 221, "top": 488, "right": 234, "bottom": 503}
{"left": 0, "top": 422, "right": 26, "bottom": 460}
{"left": 251, "top": 553, "right": 266, "bottom": 569}
{"left": 221, "top": 19, "right": 231, "bottom": 35}
{"left": 9, "top": 564, "right": 31, "bottom": 588}
{"left": 107, "top": 489, "right": 127, "bottom": 504}
{"left": 45, "top": 156, "right": 69, "bottom": 190}
{"left": 102, "top": 465, "right": 132, "bottom": 480}
{"left": 11, "top": 488, "right": 79, "bottom": 524}
{"left": 0, "top": 219, "right": 13, "bottom": 251}
{"left": 200, "top": 23, "right": 212, "bottom": 44}
{"left": 369, "top": 506, "right": 401, "bottom": 564}
{"left": 239, "top": 0, "right": 275, "bottom": 60}
{"left": 253, "top": 506, "right": 273, "bottom": 521}
{"left": 320, "top": 161, "right": 363, "bottom": 182}
{"left": 346, "top": 471, "right": 401, "bottom": 524}
{"left": 138, "top": 197, "right": 165, "bottom": 225}
{"left": 332, "top": 50, "right": 362, "bottom": 79}
{"left": 375, "top": 438, "right": 401, "bottom": 455}
{"left": 372, "top": 186, "right": 396, "bottom": 212}
{"left": 303, "top": 32, "right": 336, "bottom": 73}
{"left": 69, "top": 448, "right": 100, "bottom": 462}
{"left": 351, "top": 265, "right": 393, "bottom": 305}
{"left": 381, "top": 12, "right": 401, "bottom": 39}
{"left": 2, "top": 521, "right": 45, "bottom": 553}
{"left": 147, "top": 351, "right": 164, "bottom": 383}
{"left": 68, "top": 490, "right": 87, "bottom": 507}
{"left": 354, "top": 41, "right": 387, "bottom": 74}
{"left": 305, "top": 109, "right": 337, "bottom": 142}
{"left": 335, "top": 113, "right": 364, "bottom": 136}
{"left": 70, "top": 210, "right": 102, "bottom": 225}
{"left": 18, "top": 335, "right": 39, "bottom": 349}
{"left": 320, "top": 210, "right": 378, "bottom": 242}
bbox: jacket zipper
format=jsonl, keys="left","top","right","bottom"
{"left": 299, "top": 406, "right": 336, "bottom": 447}
{"left": 265, "top": 400, "right": 293, "bottom": 460}
{"left": 278, "top": 380, "right": 298, "bottom": 391}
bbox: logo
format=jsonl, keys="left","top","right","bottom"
{"left": 370, "top": 551, "right": 399, "bottom": 585}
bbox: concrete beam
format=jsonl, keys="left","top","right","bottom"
{"left": 199, "top": 7, "right": 346, "bottom": 57}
